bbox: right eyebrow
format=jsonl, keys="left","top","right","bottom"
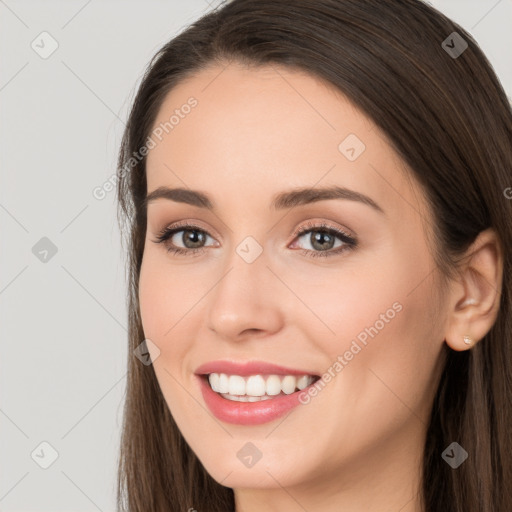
{"left": 144, "top": 187, "right": 213, "bottom": 209}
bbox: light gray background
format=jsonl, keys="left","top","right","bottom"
{"left": 1, "top": 1, "right": 510, "bottom": 511}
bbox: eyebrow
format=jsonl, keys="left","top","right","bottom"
{"left": 144, "top": 185, "right": 384, "bottom": 214}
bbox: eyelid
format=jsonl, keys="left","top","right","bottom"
{"left": 157, "top": 219, "right": 221, "bottom": 241}
{"left": 156, "top": 218, "right": 354, "bottom": 241}
{"left": 289, "top": 220, "right": 357, "bottom": 258}
{"left": 291, "top": 219, "right": 356, "bottom": 240}
{"left": 152, "top": 219, "right": 357, "bottom": 257}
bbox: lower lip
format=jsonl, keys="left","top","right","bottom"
{"left": 197, "top": 375, "right": 314, "bottom": 425}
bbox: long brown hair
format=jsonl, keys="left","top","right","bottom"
{"left": 115, "top": 1, "right": 512, "bottom": 510}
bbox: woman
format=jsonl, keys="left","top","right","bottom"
{"left": 115, "top": 0, "right": 512, "bottom": 510}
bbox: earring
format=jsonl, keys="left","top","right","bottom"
{"left": 463, "top": 335, "right": 472, "bottom": 346}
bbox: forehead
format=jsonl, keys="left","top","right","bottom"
{"left": 145, "top": 61, "right": 428, "bottom": 223}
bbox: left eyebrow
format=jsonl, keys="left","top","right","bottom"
{"left": 143, "top": 185, "right": 384, "bottom": 215}
{"left": 271, "top": 185, "right": 384, "bottom": 214}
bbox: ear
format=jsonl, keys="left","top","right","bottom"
{"left": 444, "top": 228, "right": 503, "bottom": 351}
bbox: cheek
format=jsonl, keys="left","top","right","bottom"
{"left": 320, "top": 231, "right": 436, "bottom": 344}
{"left": 280, "top": 247, "right": 423, "bottom": 346}
{"left": 138, "top": 255, "right": 169, "bottom": 340}
{"left": 138, "top": 249, "right": 207, "bottom": 341}
{"left": 320, "top": 249, "right": 442, "bottom": 420}
{"left": 138, "top": 253, "right": 202, "bottom": 415}
{"left": 296, "top": 239, "right": 440, "bottom": 381}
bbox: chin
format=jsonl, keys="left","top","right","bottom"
{"left": 195, "top": 445, "right": 310, "bottom": 490}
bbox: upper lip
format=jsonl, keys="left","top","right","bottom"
{"left": 195, "top": 360, "right": 320, "bottom": 377}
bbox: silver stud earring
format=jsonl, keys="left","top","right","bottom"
{"left": 463, "top": 335, "right": 472, "bottom": 346}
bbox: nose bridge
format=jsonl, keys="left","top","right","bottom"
{"left": 217, "top": 230, "right": 269, "bottom": 296}
{"left": 205, "top": 236, "right": 283, "bottom": 338}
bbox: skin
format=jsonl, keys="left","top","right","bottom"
{"left": 138, "top": 61, "right": 503, "bottom": 512}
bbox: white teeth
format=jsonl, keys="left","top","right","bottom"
{"left": 281, "top": 375, "right": 297, "bottom": 395}
{"left": 219, "top": 393, "right": 275, "bottom": 402}
{"left": 297, "top": 375, "right": 310, "bottom": 390}
{"left": 228, "top": 375, "right": 246, "bottom": 395}
{"left": 218, "top": 373, "right": 229, "bottom": 394}
{"left": 209, "top": 373, "right": 220, "bottom": 392}
{"left": 246, "top": 375, "right": 266, "bottom": 396}
{"left": 265, "top": 375, "right": 282, "bottom": 396}
{"left": 207, "top": 373, "right": 315, "bottom": 399}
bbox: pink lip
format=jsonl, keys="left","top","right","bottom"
{"left": 195, "top": 359, "right": 318, "bottom": 377}
{"left": 197, "top": 375, "right": 318, "bottom": 425}
{"left": 194, "top": 360, "right": 320, "bottom": 426}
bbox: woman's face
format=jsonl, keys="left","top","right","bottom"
{"left": 139, "top": 62, "right": 448, "bottom": 495}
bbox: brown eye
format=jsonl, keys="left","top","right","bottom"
{"left": 153, "top": 224, "right": 215, "bottom": 255}
{"left": 174, "top": 229, "right": 207, "bottom": 249}
{"left": 291, "top": 223, "right": 357, "bottom": 258}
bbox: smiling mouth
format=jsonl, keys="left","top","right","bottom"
{"left": 202, "top": 373, "right": 321, "bottom": 402}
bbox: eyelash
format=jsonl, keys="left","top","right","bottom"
{"left": 152, "top": 220, "right": 357, "bottom": 259}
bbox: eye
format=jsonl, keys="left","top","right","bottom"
{"left": 151, "top": 220, "right": 357, "bottom": 258}
{"left": 151, "top": 222, "right": 216, "bottom": 256}
{"left": 290, "top": 221, "right": 357, "bottom": 258}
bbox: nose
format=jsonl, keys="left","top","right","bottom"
{"left": 205, "top": 248, "right": 285, "bottom": 341}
